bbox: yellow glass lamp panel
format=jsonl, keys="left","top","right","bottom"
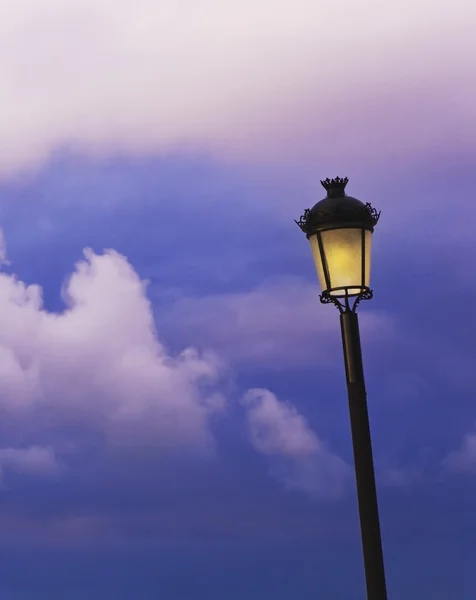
{"left": 309, "top": 228, "right": 372, "bottom": 296}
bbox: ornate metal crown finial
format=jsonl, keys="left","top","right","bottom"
{"left": 320, "top": 176, "right": 349, "bottom": 193}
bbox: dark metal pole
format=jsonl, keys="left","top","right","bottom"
{"left": 340, "top": 310, "right": 388, "bottom": 600}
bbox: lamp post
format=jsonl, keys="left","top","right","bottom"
{"left": 295, "top": 176, "right": 387, "bottom": 600}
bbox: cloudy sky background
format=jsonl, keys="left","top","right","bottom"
{"left": 0, "top": 0, "right": 474, "bottom": 598}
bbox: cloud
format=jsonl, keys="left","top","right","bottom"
{"left": 0, "top": 235, "right": 347, "bottom": 506}
{"left": 241, "top": 388, "right": 350, "bottom": 498}
{"left": 0, "top": 446, "right": 60, "bottom": 479}
{"left": 158, "top": 277, "right": 394, "bottom": 369}
{"left": 0, "top": 242, "right": 224, "bottom": 457}
{"left": 0, "top": 0, "right": 474, "bottom": 175}
{"left": 377, "top": 446, "right": 438, "bottom": 489}
{"left": 0, "top": 230, "right": 9, "bottom": 266}
{"left": 443, "top": 432, "right": 476, "bottom": 474}
{"left": 0, "top": 230, "right": 383, "bottom": 525}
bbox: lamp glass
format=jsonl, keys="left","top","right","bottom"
{"left": 309, "top": 228, "right": 372, "bottom": 296}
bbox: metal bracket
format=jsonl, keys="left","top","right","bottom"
{"left": 320, "top": 288, "right": 373, "bottom": 314}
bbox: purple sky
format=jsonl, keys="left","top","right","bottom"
{"left": 0, "top": 1, "right": 475, "bottom": 598}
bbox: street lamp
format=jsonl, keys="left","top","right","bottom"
{"left": 295, "top": 176, "right": 388, "bottom": 600}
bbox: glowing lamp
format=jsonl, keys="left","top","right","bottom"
{"left": 295, "top": 177, "right": 380, "bottom": 304}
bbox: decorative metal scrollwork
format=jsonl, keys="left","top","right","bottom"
{"left": 294, "top": 208, "right": 311, "bottom": 231}
{"left": 295, "top": 203, "right": 380, "bottom": 234}
{"left": 320, "top": 288, "right": 374, "bottom": 314}
{"left": 353, "top": 288, "right": 373, "bottom": 312}
{"left": 365, "top": 203, "right": 381, "bottom": 226}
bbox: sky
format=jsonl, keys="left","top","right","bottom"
{"left": 0, "top": 0, "right": 475, "bottom": 598}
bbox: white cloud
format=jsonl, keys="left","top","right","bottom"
{"left": 0, "top": 236, "right": 352, "bottom": 498}
{"left": 0, "top": 0, "right": 474, "bottom": 175}
{"left": 241, "top": 388, "right": 350, "bottom": 498}
{"left": 0, "top": 231, "right": 9, "bottom": 266}
{"left": 0, "top": 446, "right": 60, "bottom": 478}
{"left": 443, "top": 433, "right": 476, "bottom": 474}
{"left": 378, "top": 448, "right": 436, "bottom": 488}
{"left": 0, "top": 243, "right": 224, "bottom": 455}
{"left": 158, "top": 277, "right": 394, "bottom": 369}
